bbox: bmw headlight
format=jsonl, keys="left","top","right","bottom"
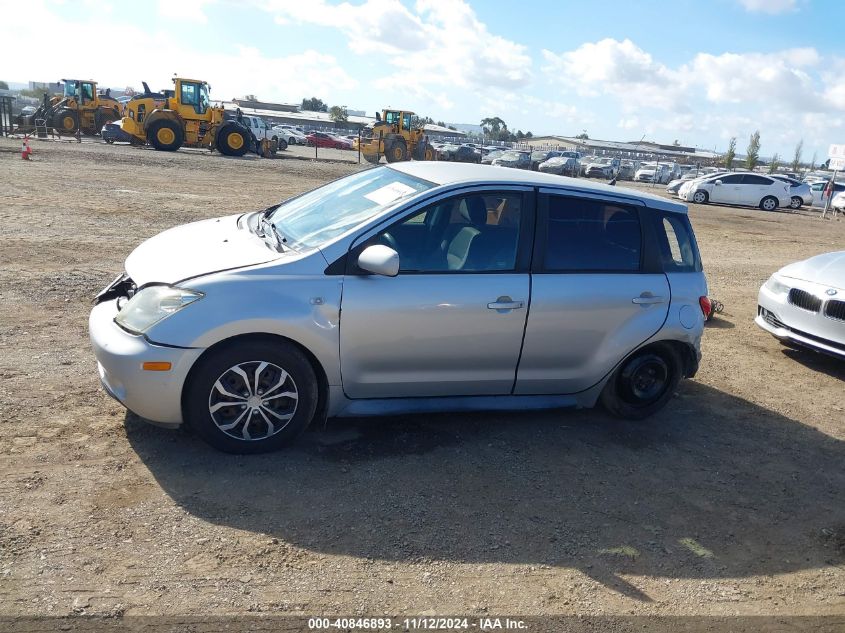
{"left": 115, "top": 285, "right": 204, "bottom": 334}
{"left": 763, "top": 275, "right": 790, "bottom": 296}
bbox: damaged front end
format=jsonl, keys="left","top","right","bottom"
{"left": 93, "top": 273, "right": 136, "bottom": 306}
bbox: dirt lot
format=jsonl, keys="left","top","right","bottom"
{"left": 1, "top": 137, "right": 844, "bottom": 621}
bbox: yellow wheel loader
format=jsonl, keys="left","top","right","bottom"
{"left": 120, "top": 78, "right": 250, "bottom": 156}
{"left": 17, "top": 79, "right": 122, "bottom": 136}
{"left": 358, "top": 109, "right": 435, "bottom": 164}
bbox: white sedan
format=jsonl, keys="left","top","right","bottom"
{"left": 757, "top": 251, "right": 845, "bottom": 360}
{"left": 274, "top": 127, "right": 308, "bottom": 145}
{"left": 679, "top": 173, "right": 791, "bottom": 211}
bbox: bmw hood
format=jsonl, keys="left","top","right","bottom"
{"left": 779, "top": 250, "right": 845, "bottom": 291}
{"left": 125, "top": 214, "right": 278, "bottom": 286}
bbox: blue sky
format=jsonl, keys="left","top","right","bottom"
{"left": 3, "top": 0, "right": 844, "bottom": 160}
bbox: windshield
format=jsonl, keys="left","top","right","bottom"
{"left": 640, "top": 163, "right": 657, "bottom": 169}
{"left": 63, "top": 82, "right": 78, "bottom": 98}
{"left": 531, "top": 151, "right": 550, "bottom": 159}
{"left": 268, "top": 167, "right": 434, "bottom": 249}
{"left": 501, "top": 151, "right": 523, "bottom": 159}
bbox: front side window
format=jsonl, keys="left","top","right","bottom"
{"left": 269, "top": 167, "right": 434, "bottom": 249}
{"left": 543, "top": 196, "right": 641, "bottom": 272}
{"left": 370, "top": 193, "right": 523, "bottom": 273}
{"left": 180, "top": 82, "right": 199, "bottom": 106}
{"left": 82, "top": 83, "right": 94, "bottom": 101}
{"left": 402, "top": 112, "right": 412, "bottom": 131}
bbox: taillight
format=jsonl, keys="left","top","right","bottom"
{"left": 699, "top": 296, "right": 712, "bottom": 317}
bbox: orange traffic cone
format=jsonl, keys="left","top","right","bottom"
{"left": 25, "top": 137, "right": 32, "bottom": 159}
{"left": 21, "top": 138, "right": 30, "bottom": 160}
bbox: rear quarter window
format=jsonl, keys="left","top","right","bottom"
{"left": 655, "top": 212, "right": 702, "bottom": 272}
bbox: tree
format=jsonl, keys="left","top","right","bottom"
{"left": 673, "top": 139, "right": 680, "bottom": 146}
{"left": 810, "top": 151, "right": 817, "bottom": 171}
{"left": 480, "top": 117, "right": 507, "bottom": 136}
{"left": 19, "top": 88, "right": 47, "bottom": 98}
{"left": 746, "top": 130, "right": 761, "bottom": 170}
{"left": 0, "top": 81, "right": 8, "bottom": 90}
{"left": 576, "top": 130, "right": 589, "bottom": 140}
{"left": 301, "top": 97, "right": 327, "bottom": 112}
{"left": 411, "top": 115, "right": 434, "bottom": 129}
{"left": 515, "top": 130, "right": 525, "bottom": 140}
{"left": 123, "top": 86, "right": 136, "bottom": 96}
{"left": 768, "top": 153, "right": 780, "bottom": 174}
{"left": 791, "top": 139, "right": 803, "bottom": 173}
{"left": 724, "top": 137, "right": 737, "bottom": 170}
{"left": 328, "top": 105, "right": 348, "bottom": 123}
{"left": 525, "top": 131, "right": 533, "bottom": 139}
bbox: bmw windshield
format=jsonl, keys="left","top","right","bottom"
{"left": 266, "top": 167, "right": 434, "bottom": 249}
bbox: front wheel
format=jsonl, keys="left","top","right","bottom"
{"left": 184, "top": 339, "right": 318, "bottom": 453}
{"left": 692, "top": 190, "right": 708, "bottom": 204}
{"left": 760, "top": 196, "right": 778, "bottom": 211}
{"left": 216, "top": 123, "right": 249, "bottom": 156}
{"left": 147, "top": 119, "right": 184, "bottom": 151}
{"left": 600, "top": 344, "right": 682, "bottom": 420}
{"left": 789, "top": 196, "right": 802, "bottom": 210}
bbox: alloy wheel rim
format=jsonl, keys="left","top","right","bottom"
{"left": 208, "top": 361, "right": 298, "bottom": 441}
{"left": 763, "top": 199, "right": 776, "bottom": 210}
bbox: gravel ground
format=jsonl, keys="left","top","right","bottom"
{"left": 1, "top": 137, "right": 844, "bottom": 620}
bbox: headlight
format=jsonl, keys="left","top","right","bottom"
{"left": 763, "top": 275, "right": 790, "bottom": 296}
{"left": 115, "top": 285, "right": 204, "bottom": 333}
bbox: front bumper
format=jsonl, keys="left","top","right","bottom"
{"left": 89, "top": 299, "right": 205, "bottom": 427}
{"left": 755, "top": 284, "right": 845, "bottom": 360}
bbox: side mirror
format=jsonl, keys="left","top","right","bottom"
{"left": 715, "top": 180, "right": 723, "bottom": 186}
{"left": 358, "top": 245, "right": 399, "bottom": 277}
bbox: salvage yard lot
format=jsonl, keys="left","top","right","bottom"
{"left": 0, "top": 137, "right": 844, "bottom": 618}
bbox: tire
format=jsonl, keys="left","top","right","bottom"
{"left": 600, "top": 343, "right": 682, "bottom": 420}
{"left": 789, "top": 196, "right": 802, "bottom": 210}
{"left": 288, "top": 136, "right": 296, "bottom": 146}
{"left": 216, "top": 122, "right": 249, "bottom": 156}
{"left": 276, "top": 138, "right": 288, "bottom": 151}
{"left": 104, "top": 138, "right": 114, "bottom": 144}
{"left": 384, "top": 137, "right": 408, "bottom": 163}
{"left": 692, "top": 190, "right": 708, "bottom": 204}
{"left": 53, "top": 108, "right": 78, "bottom": 135}
{"left": 184, "top": 338, "right": 318, "bottom": 454}
{"left": 147, "top": 119, "right": 184, "bottom": 151}
{"left": 423, "top": 144, "right": 435, "bottom": 161}
{"left": 760, "top": 196, "right": 778, "bottom": 211}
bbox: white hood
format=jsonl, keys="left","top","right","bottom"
{"left": 779, "top": 251, "right": 845, "bottom": 291}
{"left": 125, "top": 214, "right": 278, "bottom": 286}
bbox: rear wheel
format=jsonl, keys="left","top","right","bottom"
{"left": 760, "top": 196, "right": 778, "bottom": 211}
{"left": 216, "top": 123, "right": 249, "bottom": 156}
{"left": 275, "top": 137, "right": 287, "bottom": 151}
{"left": 600, "top": 344, "right": 682, "bottom": 420}
{"left": 147, "top": 119, "right": 183, "bottom": 151}
{"left": 185, "top": 339, "right": 318, "bottom": 454}
{"left": 53, "top": 108, "right": 78, "bottom": 135}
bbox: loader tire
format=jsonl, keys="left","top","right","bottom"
{"left": 384, "top": 138, "right": 408, "bottom": 163}
{"left": 148, "top": 120, "right": 184, "bottom": 151}
{"left": 53, "top": 109, "right": 78, "bottom": 135}
{"left": 217, "top": 123, "right": 249, "bottom": 157}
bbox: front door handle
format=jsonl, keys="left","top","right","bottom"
{"left": 632, "top": 294, "right": 665, "bottom": 305}
{"left": 488, "top": 296, "right": 525, "bottom": 311}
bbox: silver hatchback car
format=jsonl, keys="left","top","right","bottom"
{"left": 90, "top": 163, "right": 708, "bottom": 453}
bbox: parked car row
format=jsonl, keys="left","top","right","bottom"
{"left": 677, "top": 171, "right": 793, "bottom": 211}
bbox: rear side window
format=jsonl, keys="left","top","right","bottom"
{"left": 655, "top": 213, "right": 702, "bottom": 272}
{"left": 543, "top": 196, "right": 641, "bottom": 271}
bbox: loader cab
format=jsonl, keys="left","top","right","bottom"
{"left": 63, "top": 80, "right": 96, "bottom": 104}
{"left": 381, "top": 110, "right": 414, "bottom": 132}
{"left": 174, "top": 78, "right": 210, "bottom": 117}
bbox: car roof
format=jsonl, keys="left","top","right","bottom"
{"left": 387, "top": 162, "right": 687, "bottom": 213}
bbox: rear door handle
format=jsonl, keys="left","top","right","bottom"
{"left": 632, "top": 295, "right": 665, "bottom": 305}
{"left": 488, "top": 296, "right": 525, "bottom": 311}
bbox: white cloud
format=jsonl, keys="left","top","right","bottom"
{"left": 156, "top": 0, "right": 215, "bottom": 24}
{"left": 260, "top": 0, "right": 532, "bottom": 92}
{"left": 737, "top": 0, "right": 798, "bottom": 14}
{"left": 0, "top": 0, "right": 356, "bottom": 104}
